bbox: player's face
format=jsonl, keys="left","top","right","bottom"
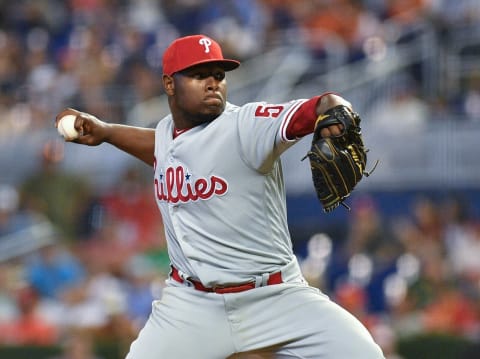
{"left": 169, "top": 64, "right": 228, "bottom": 126}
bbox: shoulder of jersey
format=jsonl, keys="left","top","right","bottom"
{"left": 155, "top": 115, "right": 173, "bottom": 134}
{"left": 225, "top": 102, "right": 240, "bottom": 113}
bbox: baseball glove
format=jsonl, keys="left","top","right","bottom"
{"left": 303, "top": 105, "right": 375, "bottom": 212}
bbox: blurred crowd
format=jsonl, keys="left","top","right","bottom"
{"left": 301, "top": 193, "right": 480, "bottom": 358}
{"left": 1, "top": 1, "right": 480, "bottom": 358}
{"left": 0, "top": 0, "right": 478, "bottom": 141}
{"left": 0, "top": 142, "right": 167, "bottom": 357}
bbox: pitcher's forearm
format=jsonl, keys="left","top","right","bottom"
{"left": 55, "top": 108, "right": 157, "bottom": 167}
{"left": 105, "top": 124, "right": 156, "bottom": 166}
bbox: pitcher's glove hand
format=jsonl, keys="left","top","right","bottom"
{"left": 303, "top": 105, "right": 375, "bottom": 212}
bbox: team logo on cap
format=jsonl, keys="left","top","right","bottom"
{"left": 199, "top": 38, "right": 212, "bottom": 53}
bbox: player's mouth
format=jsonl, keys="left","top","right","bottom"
{"left": 204, "top": 94, "right": 223, "bottom": 106}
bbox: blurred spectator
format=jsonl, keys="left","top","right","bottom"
{"left": 300, "top": 232, "right": 333, "bottom": 289}
{"left": 24, "top": 28, "right": 58, "bottom": 120}
{"left": 49, "top": 48, "right": 81, "bottom": 112}
{"left": 344, "top": 196, "right": 399, "bottom": 262}
{"left": 408, "top": 196, "right": 444, "bottom": 252}
{"left": 125, "top": 0, "right": 165, "bottom": 34}
{"left": 0, "top": 285, "right": 59, "bottom": 345}
{"left": 162, "top": 0, "right": 268, "bottom": 59}
{"left": 384, "top": 0, "right": 431, "bottom": 27}
{"left": 441, "top": 195, "right": 480, "bottom": 301}
{"left": 50, "top": 256, "right": 139, "bottom": 357}
{"left": 459, "top": 72, "right": 480, "bottom": 120}
{"left": 0, "top": 31, "right": 23, "bottom": 91}
{"left": 25, "top": 243, "right": 86, "bottom": 299}
{"left": 296, "top": 0, "right": 381, "bottom": 63}
{"left": 200, "top": 0, "right": 269, "bottom": 59}
{"left": 0, "top": 182, "right": 58, "bottom": 268}
{"left": 161, "top": 0, "right": 211, "bottom": 36}
{"left": 68, "top": 25, "right": 121, "bottom": 121}
{"left": 0, "top": 184, "right": 26, "bottom": 236}
{"left": 122, "top": 254, "right": 161, "bottom": 330}
{"left": 327, "top": 195, "right": 402, "bottom": 313}
{"left": 98, "top": 166, "right": 165, "bottom": 252}
{"left": 368, "top": 76, "right": 430, "bottom": 136}
{"left": 429, "top": 0, "right": 480, "bottom": 27}
{"left": 0, "top": 262, "right": 19, "bottom": 324}
{"left": 258, "top": 0, "right": 299, "bottom": 44}
{"left": 50, "top": 328, "right": 103, "bottom": 359}
{"left": 125, "top": 60, "right": 168, "bottom": 128}
{"left": 85, "top": 271, "right": 137, "bottom": 352}
{"left": 422, "top": 287, "right": 479, "bottom": 337}
{"left": 386, "top": 241, "right": 480, "bottom": 338}
{"left": 19, "top": 140, "right": 93, "bottom": 240}
{"left": 77, "top": 218, "right": 133, "bottom": 278}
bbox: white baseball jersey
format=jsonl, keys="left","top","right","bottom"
{"left": 129, "top": 99, "right": 385, "bottom": 359}
{"left": 153, "top": 100, "right": 308, "bottom": 287}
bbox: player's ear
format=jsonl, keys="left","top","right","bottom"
{"left": 163, "top": 74, "right": 175, "bottom": 96}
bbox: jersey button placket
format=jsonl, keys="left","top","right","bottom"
{"left": 167, "top": 148, "right": 181, "bottom": 236}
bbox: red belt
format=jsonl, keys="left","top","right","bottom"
{"left": 170, "top": 266, "right": 283, "bottom": 294}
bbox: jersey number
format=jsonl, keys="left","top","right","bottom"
{"left": 255, "top": 105, "right": 284, "bottom": 118}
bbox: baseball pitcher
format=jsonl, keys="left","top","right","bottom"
{"left": 55, "top": 35, "right": 384, "bottom": 359}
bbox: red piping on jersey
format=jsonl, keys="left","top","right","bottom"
{"left": 280, "top": 99, "right": 307, "bottom": 141}
{"left": 285, "top": 92, "right": 337, "bottom": 140}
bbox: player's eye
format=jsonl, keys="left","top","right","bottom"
{"left": 191, "top": 71, "right": 225, "bottom": 81}
{"left": 213, "top": 71, "right": 225, "bottom": 81}
{"left": 193, "top": 72, "right": 209, "bottom": 79}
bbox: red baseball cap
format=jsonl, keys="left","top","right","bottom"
{"left": 162, "top": 35, "right": 240, "bottom": 76}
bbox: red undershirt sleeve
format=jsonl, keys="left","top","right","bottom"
{"left": 284, "top": 93, "right": 334, "bottom": 140}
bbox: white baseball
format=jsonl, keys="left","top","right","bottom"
{"left": 58, "top": 114, "right": 79, "bottom": 140}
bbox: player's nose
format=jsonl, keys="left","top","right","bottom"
{"left": 205, "top": 76, "right": 220, "bottom": 91}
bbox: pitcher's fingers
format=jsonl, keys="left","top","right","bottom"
{"left": 329, "top": 124, "right": 344, "bottom": 136}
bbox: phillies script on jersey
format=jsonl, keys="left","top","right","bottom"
{"left": 154, "top": 165, "right": 228, "bottom": 203}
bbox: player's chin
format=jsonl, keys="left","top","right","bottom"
{"left": 203, "top": 100, "right": 225, "bottom": 114}
{"left": 196, "top": 110, "right": 222, "bottom": 124}
{"left": 201, "top": 103, "right": 225, "bottom": 119}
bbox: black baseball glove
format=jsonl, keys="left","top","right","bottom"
{"left": 303, "top": 105, "right": 375, "bottom": 212}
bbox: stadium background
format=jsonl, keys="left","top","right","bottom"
{"left": 0, "top": 1, "right": 480, "bottom": 358}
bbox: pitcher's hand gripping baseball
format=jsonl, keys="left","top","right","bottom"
{"left": 303, "top": 105, "right": 376, "bottom": 212}
{"left": 55, "top": 108, "right": 109, "bottom": 146}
